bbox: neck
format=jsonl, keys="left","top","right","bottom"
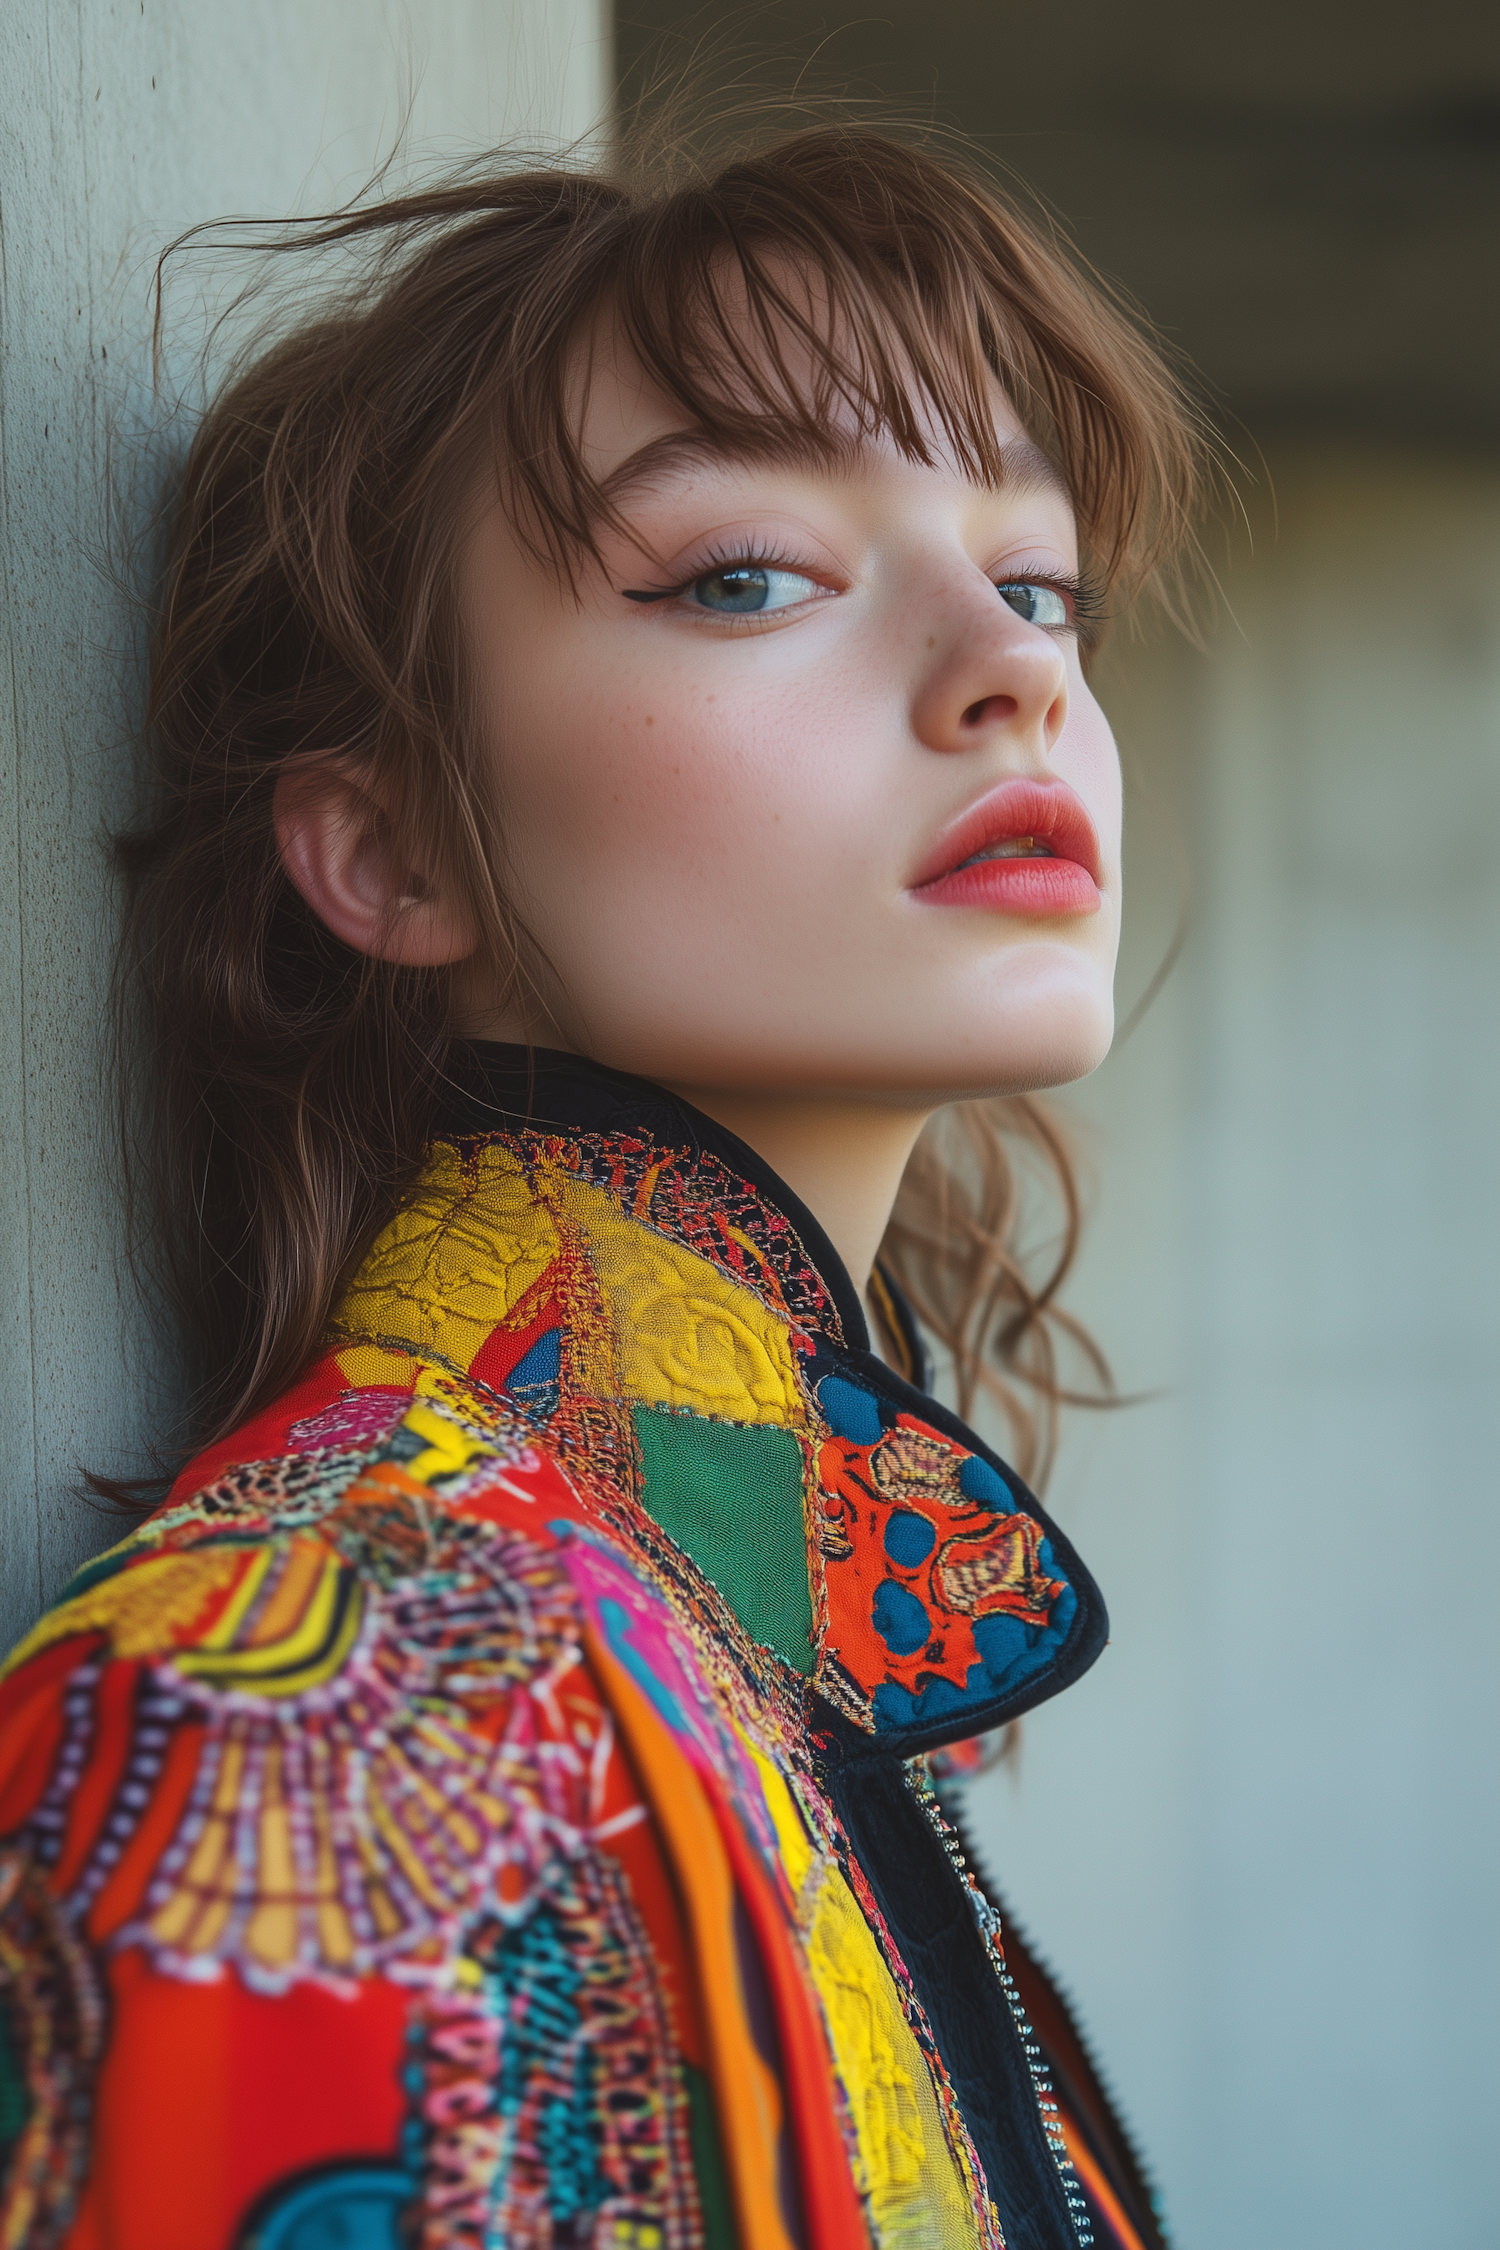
{"left": 661, "top": 1084, "right": 934, "bottom": 1300}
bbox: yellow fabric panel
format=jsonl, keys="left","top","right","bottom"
{"left": 332, "top": 1141, "right": 559, "bottom": 1368}
{"left": 330, "top": 1136, "right": 804, "bottom": 1425}
{"left": 806, "top": 1864, "right": 981, "bottom": 2248}
{"left": 747, "top": 1742, "right": 980, "bottom": 2250}
{"left": 334, "top": 1341, "right": 423, "bottom": 1389}
{"left": 543, "top": 1166, "right": 805, "bottom": 1428}
{"left": 2, "top": 1547, "right": 249, "bottom": 1674}
{"left": 175, "top": 1548, "right": 363, "bottom": 1700}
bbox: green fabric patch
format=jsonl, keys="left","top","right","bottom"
{"left": 631, "top": 1406, "right": 814, "bottom": 1674}
{"left": 0, "top": 2002, "right": 27, "bottom": 2156}
{"left": 683, "top": 2059, "right": 739, "bottom": 2247}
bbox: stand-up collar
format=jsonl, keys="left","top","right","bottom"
{"left": 436, "top": 1042, "right": 875, "bottom": 1344}
{"left": 332, "top": 1040, "right": 1108, "bottom": 1754}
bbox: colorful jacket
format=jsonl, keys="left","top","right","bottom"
{"left": 0, "top": 1048, "right": 1164, "bottom": 2250}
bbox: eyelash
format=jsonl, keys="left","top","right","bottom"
{"left": 621, "top": 541, "right": 826, "bottom": 608}
{"left": 622, "top": 550, "right": 1109, "bottom": 640}
{"left": 998, "top": 568, "right": 1108, "bottom": 640}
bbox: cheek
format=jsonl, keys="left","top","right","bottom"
{"left": 495, "top": 641, "right": 825, "bottom": 926}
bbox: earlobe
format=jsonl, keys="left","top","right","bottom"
{"left": 272, "top": 760, "right": 477, "bottom": 967}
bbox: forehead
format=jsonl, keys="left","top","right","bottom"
{"left": 568, "top": 275, "right": 1072, "bottom": 521}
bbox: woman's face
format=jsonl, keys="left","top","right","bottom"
{"left": 462, "top": 325, "right": 1123, "bottom": 1104}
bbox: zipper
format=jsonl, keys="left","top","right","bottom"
{"left": 905, "top": 1761, "right": 1095, "bottom": 2249}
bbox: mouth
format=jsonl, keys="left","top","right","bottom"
{"left": 910, "top": 777, "right": 1103, "bottom": 919}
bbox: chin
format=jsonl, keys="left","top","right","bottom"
{"left": 791, "top": 996, "right": 1117, "bottom": 1104}
{"left": 907, "top": 1026, "right": 1114, "bottom": 1104}
{"left": 977, "top": 1024, "right": 1114, "bottom": 1098}
{"left": 912, "top": 958, "right": 1118, "bottom": 1101}
{"left": 589, "top": 950, "right": 1119, "bottom": 1102}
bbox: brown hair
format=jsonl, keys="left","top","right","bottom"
{"left": 114, "top": 121, "right": 1203, "bottom": 1480}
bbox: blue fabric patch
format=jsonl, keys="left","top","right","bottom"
{"left": 509, "top": 1327, "right": 561, "bottom": 1390}
{"left": 818, "top": 1375, "right": 884, "bottom": 1445}
{"left": 245, "top": 2164, "right": 412, "bottom": 2249}
{"left": 883, "top": 1510, "right": 937, "bottom": 1566}
{"left": 870, "top": 1543, "right": 1079, "bottom": 1732}
{"left": 871, "top": 1578, "right": 932, "bottom": 1657}
{"left": 957, "top": 1453, "right": 1013, "bottom": 1507}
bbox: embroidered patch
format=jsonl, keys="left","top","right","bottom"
{"left": 812, "top": 1379, "right": 1077, "bottom": 1733}
{"left": 632, "top": 1406, "right": 814, "bottom": 1675}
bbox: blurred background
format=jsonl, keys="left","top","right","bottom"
{"left": 3, "top": 4, "right": 1497, "bottom": 2245}
{"left": 616, "top": 12, "right": 1500, "bottom": 2245}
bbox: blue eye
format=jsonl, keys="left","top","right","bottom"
{"left": 690, "top": 565, "right": 817, "bottom": 614}
{"left": 997, "top": 580, "right": 1069, "bottom": 628}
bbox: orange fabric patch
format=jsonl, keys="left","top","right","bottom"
{"left": 818, "top": 1416, "right": 1064, "bottom": 1699}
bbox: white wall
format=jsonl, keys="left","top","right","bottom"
{"left": 0, "top": 0, "right": 608, "bottom": 1649}
{"left": 967, "top": 448, "right": 1500, "bottom": 2248}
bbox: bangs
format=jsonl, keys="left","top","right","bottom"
{"left": 494, "top": 128, "right": 1203, "bottom": 602}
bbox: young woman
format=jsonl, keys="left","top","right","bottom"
{"left": 0, "top": 125, "right": 1198, "bottom": 2250}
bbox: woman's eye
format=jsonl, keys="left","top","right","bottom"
{"left": 689, "top": 564, "right": 818, "bottom": 615}
{"left": 996, "top": 579, "right": 1069, "bottom": 628}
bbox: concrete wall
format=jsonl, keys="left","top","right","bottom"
{"left": 0, "top": 0, "right": 608, "bottom": 1649}
{"left": 967, "top": 446, "right": 1500, "bottom": 2249}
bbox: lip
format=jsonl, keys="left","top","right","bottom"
{"left": 909, "top": 777, "right": 1103, "bottom": 918}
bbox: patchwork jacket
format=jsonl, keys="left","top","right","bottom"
{"left": 0, "top": 1048, "right": 1165, "bottom": 2250}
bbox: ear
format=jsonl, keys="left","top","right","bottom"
{"left": 272, "top": 759, "right": 478, "bottom": 967}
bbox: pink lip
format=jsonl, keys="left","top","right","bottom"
{"left": 910, "top": 778, "right": 1103, "bottom": 918}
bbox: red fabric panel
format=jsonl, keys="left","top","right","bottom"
{"left": 0, "top": 1636, "right": 91, "bottom": 1830}
{"left": 52, "top": 1659, "right": 140, "bottom": 1895}
{"left": 63, "top": 1949, "right": 408, "bottom": 2250}
{"left": 165, "top": 1353, "right": 364, "bottom": 1502}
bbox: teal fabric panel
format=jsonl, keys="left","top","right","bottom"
{"left": 631, "top": 1405, "right": 814, "bottom": 1674}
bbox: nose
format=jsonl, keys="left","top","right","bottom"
{"left": 909, "top": 577, "right": 1070, "bottom": 758}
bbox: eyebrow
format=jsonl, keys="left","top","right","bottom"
{"left": 594, "top": 425, "right": 1074, "bottom": 517}
{"left": 994, "top": 438, "right": 1074, "bottom": 506}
